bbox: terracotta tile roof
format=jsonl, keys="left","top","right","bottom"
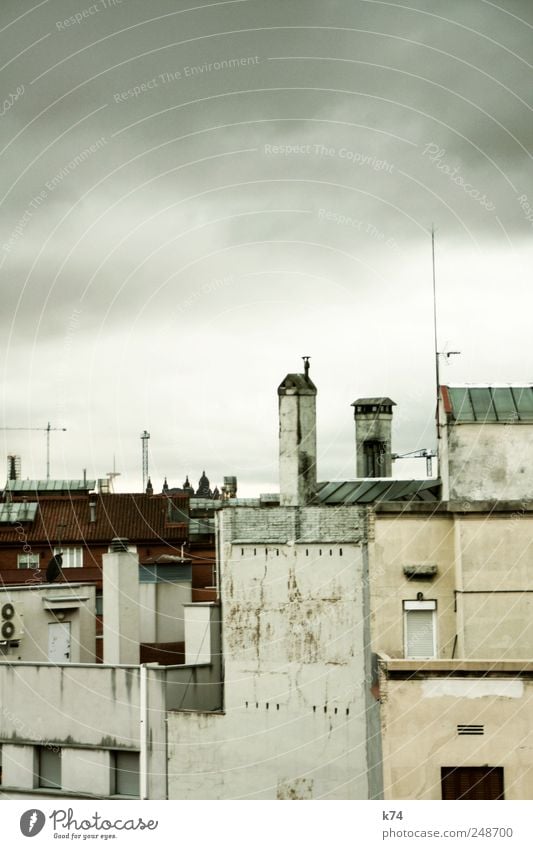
{"left": 0, "top": 493, "right": 188, "bottom": 545}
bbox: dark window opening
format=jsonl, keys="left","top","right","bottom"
{"left": 441, "top": 766, "right": 504, "bottom": 800}
{"left": 363, "top": 440, "right": 386, "bottom": 477}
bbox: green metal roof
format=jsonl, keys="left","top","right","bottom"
{"left": 0, "top": 502, "right": 38, "bottom": 522}
{"left": 445, "top": 386, "right": 533, "bottom": 423}
{"left": 5, "top": 479, "right": 96, "bottom": 492}
{"left": 315, "top": 479, "right": 440, "bottom": 504}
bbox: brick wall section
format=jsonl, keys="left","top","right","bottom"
{"left": 222, "top": 504, "right": 365, "bottom": 543}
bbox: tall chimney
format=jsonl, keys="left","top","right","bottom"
{"left": 103, "top": 538, "right": 139, "bottom": 664}
{"left": 278, "top": 362, "right": 317, "bottom": 506}
{"left": 352, "top": 397, "right": 395, "bottom": 477}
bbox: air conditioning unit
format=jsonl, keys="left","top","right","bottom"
{"left": 0, "top": 601, "right": 24, "bottom": 641}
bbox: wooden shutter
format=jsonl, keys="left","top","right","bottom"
{"left": 441, "top": 766, "right": 504, "bottom": 800}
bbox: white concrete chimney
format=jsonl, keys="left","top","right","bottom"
{"left": 103, "top": 538, "right": 139, "bottom": 664}
{"left": 184, "top": 602, "right": 221, "bottom": 665}
{"left": 278, "top": 360, "right": 317, "bottom": 506}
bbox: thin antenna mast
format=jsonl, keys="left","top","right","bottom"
{"left": 431, "top": 226, "right": 440, "bottom": 439}
{"left": 141, "top": 431, "right": 150, "bottom": 492}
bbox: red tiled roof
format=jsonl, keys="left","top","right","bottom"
{"left": 0, "top": 493, "right": 188, "bottom": 545}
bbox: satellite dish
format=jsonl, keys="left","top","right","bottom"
{"left": 46, "top": 553, "right": 63, "bottom": 583}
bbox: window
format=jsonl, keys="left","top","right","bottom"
{"left": 441, "top": 766, "right": 504, "bottom": 800}
{"left": 17, "top": 553, "right": 39, "bottom": 569}
{"left": 54, "top": 547, "right": 83, "bottom": 568}
{"left": 95, "top": 591, "right": 103, "bottom": 616}
{"left": 37, "top": 746, "right": 61, "bottom": 789}
{"left": 113, "top": 751, "right": 140, "bottom": 797}
{"left": 0, "top": 745, "right": 2, "bottom": 785}
{"left": 404, "top": 600, "right": 437, "bottom": 659}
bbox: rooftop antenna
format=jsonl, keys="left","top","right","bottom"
{"left": 431, "top": 225, "right": 440, "bottom": 438}
{"left": 431, "top": 227, "right": 461, "bottom": 440}
{"left": 302, "top": 356, "right": 311, "bottom": 378}
{"left": 140, "top": 431, "right": 150, "bottom": 492}
{"left": 106, "top": 455, "right": 121, "bottom": 493}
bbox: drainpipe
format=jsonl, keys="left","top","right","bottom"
{"left": 140, "top": 664, "right": 148, "bottom": 800}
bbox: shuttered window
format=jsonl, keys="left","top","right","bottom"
{"left": 113, "top": 752, "right": 140, "bottom": 797}
{"left": 404, "top": 601, "right": 436, "bottom": 658}
{"left": 441, "top": 766, "right": 504, "bottom": 800}
{"left": 37, "top": 747, "right": 61, "bottom": 789}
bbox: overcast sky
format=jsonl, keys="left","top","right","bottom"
{"left": 0, "top": 0, "right": 532, "bottom": 494}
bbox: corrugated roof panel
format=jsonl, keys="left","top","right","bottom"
{"left": 512, "top": 387, "right": 533, "bottom": 421}
{"left": 316, "top": 479, "right": 440, "bottom": 504}
{"left": 0, "top": 502, "right": 38, "bottom": 522}
{"left": 448, "top": 388, "right": 476, "bottom": 421}
{"left": 491, "top": 387, "right": 517, "bottom": 422}
{"left": 469, "top": 388, "right": 496, "bottom": 421}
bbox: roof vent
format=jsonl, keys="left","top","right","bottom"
{"left": 110, "top": 537, "right": 129, "bottom": 552}
{"left": 457, "top": 724, "right": 484, "bottom": 735}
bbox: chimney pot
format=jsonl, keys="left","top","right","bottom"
{"left": 109, "top": 537, "right": 129, "bottom": 552}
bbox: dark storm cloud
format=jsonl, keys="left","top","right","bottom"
{"left": 0, "top": 0, "right": 532, "bottom": 489}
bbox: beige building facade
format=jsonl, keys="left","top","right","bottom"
{"left": 378, "top": 658, "right": 533, "bottom": 800}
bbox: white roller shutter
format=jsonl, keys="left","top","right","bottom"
{"left": 405, "top": 608, "right": 436, "bottom": 658}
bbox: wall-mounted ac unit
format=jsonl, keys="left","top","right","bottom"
{"left": 0, "top": 601, "right": 24, "bottom": 640}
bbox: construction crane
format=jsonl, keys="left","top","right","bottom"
{"left": 391, "top": 448, "right": 437, "bottom": 477}
{"left": 0, "top": 422, "right": 67, "bottom": 479}
{"left": 140, "top": 430, "right": 150, "bottom": 492}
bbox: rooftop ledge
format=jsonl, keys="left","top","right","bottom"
{"left": 377, "top": 654, "right": 533, "bottom": 676}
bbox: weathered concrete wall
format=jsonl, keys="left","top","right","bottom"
{"left": 167, "top": 503, "right": 375, "bottom": 799}
{"left": 0, "top": 584, "right": 96, "bottom": 664}
{"left": 0, "top": 663, "right": 169, "bottom": 799}
{"left": 444, "top": 422, "right": 533, "bottom": 502}
{"left": 371, "top": 515, "right": 456, "bottom": 658}
{"left": 379, "top": 663, "right": 533, "bottom": 800}
{"left": 0, "top": 664, "right": 140, "bottom": 750}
